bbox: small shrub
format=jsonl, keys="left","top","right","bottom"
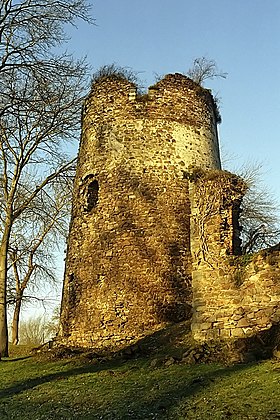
{"left": 91, "top": 64, "right": 140, "bottom": 86}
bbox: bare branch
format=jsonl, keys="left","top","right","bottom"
{"left": 234, "top": 162, "right": 280, "bottom": 253}
{"left": 187, "top": 57, "right": 227, "bottom": 86}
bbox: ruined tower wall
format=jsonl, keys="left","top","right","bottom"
{"left": 60, "top": 74, "right": 221, "bottom": 350}
{"left": 190, "top": 171, "right": 280, "bottom": 341}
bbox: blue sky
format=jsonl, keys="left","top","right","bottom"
{"left": 67, "top": 0, "right": 280, "bottom": 201}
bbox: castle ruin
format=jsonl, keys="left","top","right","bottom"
{"left": 59, "top": 73, "right": 280, "bottom": 352}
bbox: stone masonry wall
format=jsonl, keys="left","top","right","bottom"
{"left": 59, "top": 74, "right": 221, "bottom": 350}
{"left": 190, "top": 171, "right": 280, "bottom": 341}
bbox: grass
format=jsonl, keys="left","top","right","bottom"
{"left": 0, "top": 338, "right": 280, "bottom": 419}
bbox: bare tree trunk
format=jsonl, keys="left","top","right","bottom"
{"left": 0, "top": 232, "right": 9, "bottom": 357}
{"left": 0, "top": 272, "right": 8, "bottom": 356}
{"left": 11, "top": 292, "right": 23, "bottom": 345}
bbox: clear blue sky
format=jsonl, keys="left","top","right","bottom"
{"left": 67, "top": 0, "right": 280, "bottom": 202}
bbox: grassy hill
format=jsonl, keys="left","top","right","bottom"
{"left": 0, "top": 326, "right": 280, "bottom": 419}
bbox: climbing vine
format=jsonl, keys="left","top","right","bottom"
{"left": 188, "top": 169, "right": 246, "bottom": 267}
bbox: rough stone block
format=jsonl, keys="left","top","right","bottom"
{"left": 231, "top": 328, "right": 245, "bottom": 337}
{"left": 219, "top": 329, "right": 231, "bottom": 339}
{"left": 237, "top": 318, "right": 250, "bottom": 328}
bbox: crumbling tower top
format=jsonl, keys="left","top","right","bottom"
{"left": 82, "top": 72, "right": 221, "bottom": 174}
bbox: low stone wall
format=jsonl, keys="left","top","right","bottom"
{"left": 190, "top": 170, "right": 280, "bottom": 342}
{"left": 192, "top": 252, "right": 280, "bottom": 341}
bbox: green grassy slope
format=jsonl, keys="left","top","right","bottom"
{"left": 0, "top": 343, "right": 280, "bottom": 419}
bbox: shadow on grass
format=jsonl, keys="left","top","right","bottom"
{"left": 0, "top": 362, "right": 258, "bottom": 420}
{"left": 1, "top": 356, "right": 32, "bottom": 363}
{"left": 0, "top": 356, "right": 124, "bottom": 399}
{"left": 104, "top": 363, "right": 254, "bottom": 419}
{"left": 0, "top": 358, "right": 257, "bottom": 419}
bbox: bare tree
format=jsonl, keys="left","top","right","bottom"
{"left": 0, "top": 1, "right": 92, "bottom": 75}
{"left": 238, "top": 164, "right": 280, "bottom": 254}
{"left": 19, "top": 316, "right": 46, "bottom": 346}
{"left": 19, "top": 311, "right": 59, "bottom": 346}
{"left": 7, "top": 185, "right": 71, "bottom": 345}
{"left": 187, "top": 57, "right": 227, "bottom": 86}
{"left": 44, "top": 306, "right": 60, "bottom": 340}
{"left": 0, "top": 0, "right": 93, "bottom": 356}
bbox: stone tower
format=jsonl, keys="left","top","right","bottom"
{"left": 59, "top": 73, "right": 221, "bottom": 350}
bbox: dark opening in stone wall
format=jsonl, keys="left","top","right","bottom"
{"left": 85, "top": 179, "right": 99, "bottom": 211}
